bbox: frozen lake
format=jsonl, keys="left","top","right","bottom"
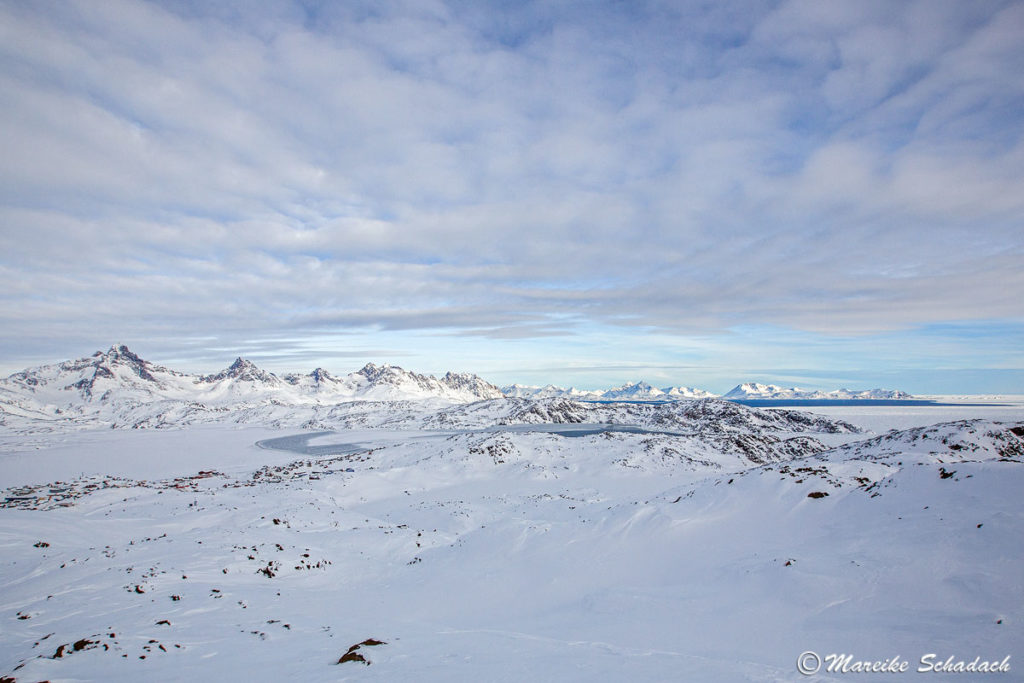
{"left": 256, "top": 424, "right": 687, "bottom": 457}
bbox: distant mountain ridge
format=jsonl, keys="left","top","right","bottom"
{"left": 0, "top": 345, "right": 915, "bottom": 434}
{"left": 502, "top": 381, "right": 911, "bottom": 402}
{"left": 0, "top": 345, "right": 921, "bottom": 435}
{"left": 721, "top": 383, "right": 912, "bottom": 400}
{"left": 501, "top": 382, "right": 716, "bottom": 402}
{"left": 0, "top": 345, "right": 504, "bottom": 409}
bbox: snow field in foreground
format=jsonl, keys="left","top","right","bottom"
{"left": 1, "top": 404, "right": 1022, "bottom": 681}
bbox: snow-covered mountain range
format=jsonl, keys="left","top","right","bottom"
{"left": 0, "top": 345, "right": 917, "bottom": 434}
{"left": 0, "top": 345, "right": 502, "bottom": 430}
{"left": 721, "top": 382, "right": 912, "bottom": 400}
{"left": 503, "top": 381, "right": 910, "bottom": 401}
{"left": 4, "top": 344, "right": 504, "bottom": 403}
{"left": 501, "top": 381, "right": 716, "bottom": 401}
{"left": 0, "top": 345, "right": 887, "bottom": 438}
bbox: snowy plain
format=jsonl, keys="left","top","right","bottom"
{"left": 1, "top": 371, "right": 1022, "bottom": 682}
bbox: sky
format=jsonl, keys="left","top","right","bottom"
{"left": 1, "top": 0, "right": 1023, "bottom": 394}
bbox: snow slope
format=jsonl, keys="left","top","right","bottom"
{"left": 1, "top": 411, "right": 1022, "bottom": 681}
{"left": 0, "top": 349, "right": 1020, "bottom": 681}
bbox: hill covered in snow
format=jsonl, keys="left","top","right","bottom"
{"left": 0, "top": 401, "right": 1021, "bottom": 680}
{"left": 0, "top": 347, "right": 1020, "bottom": 680}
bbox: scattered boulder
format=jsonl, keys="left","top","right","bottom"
{"left": 337, "top": 638, "right": 387, "bottom": 665}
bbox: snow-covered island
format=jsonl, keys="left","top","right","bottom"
{"left": 721, "top": 382, "right": 912, "bottom": 400}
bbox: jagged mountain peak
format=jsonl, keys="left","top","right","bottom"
{"left": 441, "top": 371, "right": 504, "bottom": 399}
{"left": 228, "top": 357, "right": 255, "bottom": 370}
{"left": 78, "top": 344, "right": 174, "bottom": 390}
{"left": 0, "top": 344, "right": 175, "bottom": 399}
{"left": 94, "top": 343, "right": 144, "bottom": 362}
{"left": 356, "top": 362, "right": 407, "bottom": 383}
{"left": 200, "top": 357, "right": 278, "bottom": 384}
{"left": 84, "top": 344, "right": 155, "bottom": 375}
{"left": 309, "top": 367, "right": 334, "bottom": 383}
{"left": 281, "top": 367, "right": 341, "bottom": 387}
{"left": 732, "top": 382, "right": 791, "bottom": 394}
{"left": 601, "top": 381, "right": 665, "bottom": 399}
{"left": 353, "top": 363, "right": 503, "bottom": 399}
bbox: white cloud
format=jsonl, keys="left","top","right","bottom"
{"left": 0, "top": 0, "right": 1020, "bottom": 386}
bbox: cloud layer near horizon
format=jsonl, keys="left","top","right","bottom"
{"left": 1, "top": 0, "right": 1022, "bottom": 387}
